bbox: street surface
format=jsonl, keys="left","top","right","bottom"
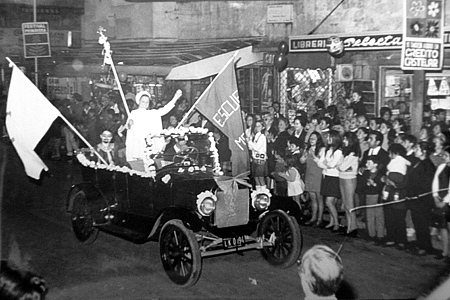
{"left": 1, "top": 139, "right": 449, "bottom": 300}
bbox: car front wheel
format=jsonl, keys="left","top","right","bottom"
{"left": 159, "top": 220, "right": 202, "bottom": 287}
{"left": 258, "top": 210, "right": 302, "bottom": 268}
{"left": 71, "top": 190, "right": 99, "bottom": 244}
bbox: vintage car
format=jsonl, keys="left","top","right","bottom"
{"left": 67, "top": 127, "right": 303, "bottom": 287}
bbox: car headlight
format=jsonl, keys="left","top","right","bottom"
{"left": 254, "top": 193, "right": 271, "bottom": 210}
{"left": 196, "top": 191, "right": 217, "bottom": 216}
{"left": 199, "top": 197, "right": 216, "bottom": 216}
{"left": 251, "top": 187, "right": 272, "bottom": 210}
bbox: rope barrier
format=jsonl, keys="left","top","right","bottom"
{"left": 349, "top": 188, "right": 450, "bottom": 212}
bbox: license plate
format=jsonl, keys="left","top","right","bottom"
{"left": 223, "top": 236, "right": 245, "bottom": 249}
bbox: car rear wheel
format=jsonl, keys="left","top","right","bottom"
{"left": 71, "top": 191, "right": 99, "bottom": 244}
{"left": 159, "top": 220, "right": 202, "bottom": 287}
{"left": 258, "top": 210, "right": 302, "bottom": 268}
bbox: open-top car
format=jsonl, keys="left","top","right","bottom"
{"left": 67, "top": 127, "right": 303, "bottom": 287}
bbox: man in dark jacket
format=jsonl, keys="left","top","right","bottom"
{"left": 358, "top": 130, "right": 390, "bottom": 244}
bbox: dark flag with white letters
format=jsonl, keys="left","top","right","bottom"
{"left": 194, "top": 57, "right": 249, "bottom": 176}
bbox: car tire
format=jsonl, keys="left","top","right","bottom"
{"left": 159, "top": 220, "right": 202, "bottom": 287}
{"left": 258, "top": 210, "right": 302, "bottom": 268}
{"left": 71, "top": 190, "right": 99, "bottom": 244}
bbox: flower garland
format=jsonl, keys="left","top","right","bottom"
{"left": 75, "top": 126, "right": 222, "bottom": 178}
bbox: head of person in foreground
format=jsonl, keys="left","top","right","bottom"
{"left": 298, "top": 244, "right": 343, "bottom": 299}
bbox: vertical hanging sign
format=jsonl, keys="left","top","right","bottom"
{"left": 22, "top": 22, "right": 51, "bottom": 58}
{"left": 401, "top": 0, "right": 444, "bottom": 70}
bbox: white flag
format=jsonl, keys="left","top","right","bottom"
{"left": 6, "top": 66, "right": 61, "bottom": 179}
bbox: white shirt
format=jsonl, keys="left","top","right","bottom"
{"left": 368, "top": 146, "right": 381, "bottom": 156}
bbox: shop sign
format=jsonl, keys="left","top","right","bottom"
{"left": 47, "top": 77, "right": 77, "bottom": 99}
{"left": 22, "top": 22, "right": 51, "bottom": 58}
{"left": 267, "top": 4, "right": 293, "bottom": 23}
{"left": 263, "top": 53, "right": 275, "bottom": 64}
{"left": 290, "top": 31, "right": 450, "bottom": 53}
{"left": 290, "top": 33, "right": 403, "bottom": 52}
{"left": 401, "top": 0, "right": 444, "bottom": 70}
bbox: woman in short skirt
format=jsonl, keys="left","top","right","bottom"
{"left": 248, "top": 120, "right": 268, "bottom": 188}
{"left": 317, "top": 130, "right": 343, "bottom": 231}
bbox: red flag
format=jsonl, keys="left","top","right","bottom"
{"left": 6, "top": 66, "right": 61, "bottom": 179}
{"left": 194, "top": 57, "right": 249, "bottom": 176}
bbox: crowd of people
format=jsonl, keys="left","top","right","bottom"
{"left": 244, "top": 94, "right": 450, "bottom": 262}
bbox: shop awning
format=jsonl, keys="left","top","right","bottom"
{"left": 166, "top": 46, "right": 263, "bottom": 80}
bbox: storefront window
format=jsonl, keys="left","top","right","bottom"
{"left": 426, "top": 71, "right": 450, "bottom": 124}
{"left": 380, "top": 67, "right": 413, "bottom": 123}
{"left": 280, "top": 68, "right": 348, "bottom": 124}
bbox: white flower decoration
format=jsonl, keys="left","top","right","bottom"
{"left": 162, "top": 174, "right": 171, "bottom": 184}
{"left": 428, "top": 1, "right": 440, "bottom": 17}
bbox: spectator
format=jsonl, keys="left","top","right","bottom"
{"left": 406, "top": 141, "right": 437, "bottom": 256}
{"left": 380, "top": 106, "right": 393, "bottom": 122}
{"left": 349, "top": 91, "right": 367, "bottom": 117}
{"left": 244, "top": 114, "right": 255, "bottom": 140}
{"left": 317, "top": 130, "right": 343, "bottom": 232}
{"left": 358, "top": 130, "right": 390, "bottom": 244}
{"left": 430, "top": 135, "right": 447, "bottom": 168}
{"left": 356, "top": 127, "right": 369, "bottom": 161}
{"left": 382, "top": 143, "right": 410, "bottom": 249}
{"left": 434, "top": 108, "right": 448, "bottom": 133}
{"left": 291, "top": 116, "right": 307, "bottom": 148}
{"left": 326, "top": 104, "right": 340, "bottom": 127}
{"left": 272, "top": 117, "right": 290, "bottom": 155}
{"left": 319, "top": 116, "right": 331, "bottom": 146}
{"left": 432, "top": 146, "right": 450, "bottom": 262}
{"left": 301, "top": 132, "right": 326, "bottom": 227}
{"left": 356, "top": 114, "right": 368, "bottom": 129}
{"left": 315, "top": 100, "right": 326, "bottom": 120}
{"left": 418, "top": 125, "right": 431, "bottom": 143}
{"left": 271, "top": 148, "right": 287, "bottom": 196}
{"left": 262, "top": 111, "right": 278, "bottom": 137}
{"left": 369, "top": 117, "right": 381, "bottom": 132}
{"left": 379, "top": 119, "right": 392, "bottom": 151}
{"left": 247, "top": 119, "right": 268, "bottom": 189}
{"left": 298, "top": 244, "right": 343, "bottom": 300}
{"left": 0, "top": 261, "right": 47, "bottom": 300}
{"left": 278, "top": 155, "right": 306, "bottom": 213}
{"left": 338, "top": 131, "right": 360, "bottom": 237}
{"left": 272, "top": 101, "right": 284, "bottom": 119}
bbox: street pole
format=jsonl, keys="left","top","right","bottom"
{"left": 34, "top": 0, "right": 38, "bottom": 86}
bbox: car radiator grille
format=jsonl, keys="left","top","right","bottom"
{"left": 214, "top": 189, "right": 249, "bottom": 228}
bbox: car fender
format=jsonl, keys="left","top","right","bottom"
{"left": 147, "top": 207, "right": 203, "bottom": 240}
{"left": 268, "top": 195, "right": 302, "bottom": 224}
{"left": 66, "top": 183, "right": 103, "bottom": 212}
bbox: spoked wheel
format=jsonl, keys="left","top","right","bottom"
{"left": 159, "top": 220, "right": 202, "bottom": 287}
{"left": 258, "top": 210, "right": 302, "bottom": 268}
{"left": 71, "top": 191, "right": 99, "bottom": 244}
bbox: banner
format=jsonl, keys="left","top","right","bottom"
{"left": 6, "top": 66, "right": 61, "bottom": 179}
{"left": 194, "top": 57, "right": 249, "bottom": 176}
{"left": 401, "top": 0, "right": 444, "bottom": 70}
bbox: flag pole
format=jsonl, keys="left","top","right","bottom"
{"left": 97, "top": 27, "right": 130, "bottom": 117}
{"left": 5, "top": 57, "right": 109, "bottom": 166}
{"left": 177, "top": 50, "right": 240, "bottom": 128}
